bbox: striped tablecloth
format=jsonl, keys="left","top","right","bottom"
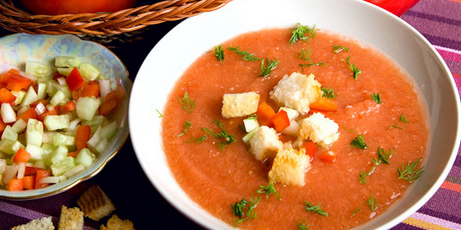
{"left": 0, "top": 0, "right": 460, "bottom": 229}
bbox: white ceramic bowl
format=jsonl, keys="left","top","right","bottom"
{"left": 129, "top": 0, "right": 461, "bottom": 229}
{"left": 0, "top": 33, "right": 131, "bottom": 199}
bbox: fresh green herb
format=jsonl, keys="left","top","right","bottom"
{"left": 333, "top": 45, "right": 350, "bottom": 53}
{"left": 321, "top": 87, "right": 335, "bottom": 99}
{"left": 304, "top": 201, "right": 328, "bottom": 217}
{"left": 156, "top": 109, "right": 163, "bottom": 118}
{"left": 231, "top": 196, "right": 261, "bottom": 226}
{"left": 297, "top": 221, "right": 309, "bottom": 230}
{"left": 352, "top": 205, "right": 362, "bottom": 216}
{"left": 227, "top": 45, "right": 261, "bottom": 61}
{"left": 202, "top": 120, "right": 236, "bottom": 150}
{"left": 346, "top": 56, "right": 362, "bottom": 80}
{"left": 349, "top": 134, "right": 367, "bottom": 150}
{"left": 388, "top": 124, "right": 404, "bottom": 130}
{"left": 341, "top": 127, "right": 356, "bottom": 133}
{"left": 298, "top": 47, "right": 326, "bottom": 71}
{"left": 214, "top": 45, "right": 225, "bottom": 63}
{"left": 259, "top": 58, "right": 279, "bottom": 77}
{"left": 256, "top": 182, "right": 280, "bottom": 200}
{"left": 367, "top": 192, "right": 378, "bottom": 212}
{"left": 377, "top": 147, "right": 395, "bottom": 165}
{"left": 371, "top": 93, "right": 381, "bottom": 104}
{"left": 398, "top": 157, "right": 425, "bottom": 182}
{"left": 289, "top": 23, "right": 316, "bottom": 45}
{"left": 177, "top": 121, "right": 192, "bottom": 137}
{"left": 186, "top": 135, "right": 207, "bottom": 143}
{"left": 399, "top": 113, "right": 409, "bottom": 123}
{"left": 179, "top": 92, "right": 196, "bottom": 114}
{"left": 359, "top": 171, "right": 368, "bottom": 184}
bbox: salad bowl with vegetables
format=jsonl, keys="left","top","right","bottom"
{"left": 0, "top": 33, "right": 131, "bottom": 199}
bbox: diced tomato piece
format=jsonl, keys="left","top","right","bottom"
{"left": 53, "top": 72, "right": 66, "bottom": 81}
{"left": 13, "top": 148, "right": 31, "bottom": 163}
{"left": 22, "top": 175, "right": 35, "bottom": 190}
{"left": 8, "top": 178, "right": 24, "bottom": 191}
{"left": 271, "top": 110, "right": 290, "bottom": 132}
{"left": 66, "top": 67, "right": 86, "bottom": 91}
{"left": 0, "top": 88, "right": 16, "bottom": 104}
{"left": 303, "top": 141, "right": 317, "bottom": 162}
{"left": 24, "top": 166, "right": 39, "bottom": 176}
{"left": 0, "top": 118, "right": 6, "bottom": 133}
{"left": 67, "top": 150, "right": 79, "bottom": 158}
{"left": 6, "top": 74, "right": 32, "bottom": 92}
{"left": 98, "top": 99, "right": 118, "bottom": 116}
{"left": 30, "top": 99, "right": 49, "bottom": 107}
{"left": 256, "top": 102, "right": 276, "bottom": 126}
{"left": 80, "top": 84, "right": 100, "bottom": 98}
{"left": 16, "top": 108, "right": 38, "bottom": 123}
{"left": 60, "top": 101, "right": 76, "bottom": 114}
{"left": 76, "top": 125, "right": 91, "bottom": 150}
{"left": 309, "top": 97, "right": 338, "bottom": 112}
{"left": 37, "top": 108, "right": 58, "bottom": 122}
{"left": 104, "top": 89, "right": 123, "bottom": 102}
{"left": 35, "top": 169, "right": 51, "bottom": 189}
{"left": 319, "top": 150, "right": 337, "bottom": 163}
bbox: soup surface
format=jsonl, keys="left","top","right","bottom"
{"left": 161, "top": 27, "right": 429, "bottom": 229}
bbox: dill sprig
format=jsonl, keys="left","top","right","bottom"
{"left": 377, "top": 147, "right": 395, "bottom": 164}
{"left": 398, "top": 157, "right": 425, "bottom": 182}
{"left": 231, "top": 195, "right": 261, "bottom": 226}
{"left": 155, "top": 109, "right": 163, "bottom": 118}
{"left": 259, "top": 58, "right": 279, "bottom": 77}
{"left": 304, "top": 201, "right": 328, "bottom": 217}
{"left": 289, "top": 23, "right": 316, "bottom": 45}
{"left": 256, "top": 182, "right": 280, "bottom": 200}
{"left": 367, "top": 192, "right": 378, "bottom": 212}
{"left": 349, "top": 134, "right": 367, "bottom": 150}
{"left": 179, "top": 92, "right": 195, "bottom": 114}
{"left": 346, "top": 56, "right": 362, "bottom": 80}
{"left": 321, "top": 87, "right": 335, "bottom": 99}
{"left": 185, "top": 135, "right": 207, "bottom": 143}
{"left": 297, "top": 221, "right": 309, "bottom": 230}
{"left": 227, "top": 45, "right": 261, "bottom": 61}
{"left": 399, "top": 113, "right": 409, "bottom": 123}
{"left": 177, "top": 121, "right": 192, "bottom": 137}
{"left": 371, "top": 93, "right": 381, "bottom": 104}
{"left": 333, "top": 45, "right": 350, "bottom": 53}
{"left": 298, "top": 46, "right": 326, "bottom": 71}
{"left": 214, "top": 44, "right": 225, "bottom": 63}
{"left": 202, "top": 120, "right": 236, "bottom": 150}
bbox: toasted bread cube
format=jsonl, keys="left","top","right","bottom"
{"left": 222, "top": 92, "right": 260, "bottom": 118}
{"left": 299, "top": 113, "right": 339, "bottom": 148}
{"left": 58, "top": 205, "right": 84, "bottom": 230}
{"left": 11, "top": 217, "right": 54, "bottom": 230}
{"left": 249, "top": 126, "right": 283, "bottom": 161}
{"left": 270, "top": 72, "right": 322, "bottom": 114}
{"left": 100, "top": 214, "right": 135, "bottom": 230}
{"left": 77, "top": 185, "right": 115, "bottom": 221}
{"left": 268, "top": 148, "right": 310, "bottom": 186}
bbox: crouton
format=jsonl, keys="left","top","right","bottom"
{"left": 249, "top": 126, "right": 283, "bottom": 161}
{"left": 268, "top": 147, "right": 310, "bottom": 186}
{"left": 299, "top": 113, "right": 339, "bottom": 148}
{"left": 222, "top": 92, "right": 260, "bottom": 118}
{"left": 11, "top": 217, "right": 54, "bottom": 230}
{"left": 77, "top": 185, "right": 115, "bottom": 221}
{"left": 270, "top": 72, "right": 322, "bottom": 114}
{"left": 100, "top": 214, "right": 135, "bottom": 230}
{"left": 58, "top": 205, "right": 84, "bottom": 230}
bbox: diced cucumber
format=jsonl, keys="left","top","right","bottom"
{"left": 76, "top": 97, "right": 100, "bottom": 121}
{"left": 12, "top": 119, "right": 27, "bottom": 133}
{"left": 100, "top": 121, "right": 117, "bottom": 141}
{"left": 243, "top": 117, "right": 259, "bottom": 133}
{"left": 0, "top": 159, "right": 6, "bottom": 174}
{"left": 50, "top": 156, "right": 75, "bottom": 176}
{"left": 36, "top": 82, "right": 47, "bottom": 100}
{"left": 1, "top": 126, "right": 17, "bottom": 141}
{"left": 26, "top": 119, "right": 43, "bottom": 147}
{"left": 20, "top": 86, "right": 38, "bottom": 107}
{"left": 242, "top": 128, "right": 258, "bottom": 145}
{"left": 79, "top": 63, "right": 100, "bottom": 81}
{"left": 75, "top": 148, "right": 95, "bottom": 168}
{"left": 95, "top": 138, "right": 109, "bottom": 154}
{"left": 0, "top": 140, "right": 23, "bottom": 155}
{"left": 50, "top": 90, "right": 68, "bottom": 106}
{"left": 55, "top": 56, "right": 81, "bottom": 68}
{"left": 52, "top": 133, "right": 75, "bottom": 147}
{"left": 11, "top": 90, "right": 26, "bottom": 106}
{"left": 57, "top": 67, "right": 72, "bottom": 76}
{"left": 44, "top": 115, "right": 70, "bottom": 131}
{"left": 1, "top": 103, "right": 16, "bottom": 123}
{"left": 279, "top": 107, "right": 299, "bottom": 121}
{"left": 26, "top": 145, "right": 51, "bottom": 161}
{"left": 81, "top": 115, "right": 106, "bottom": 133}
{"left": 47, "top": 145, "right": 68, "bottom": 166}
{"left": 25, "top": 60, "right": 51, "bottom": 79}
{"left": 42, "top": 132, "right": 56, "bottom": 145}
{"left": 87, "top": 126, "right": 102, "bottom": 152}
{"left": 64, "top": 164, "right": 85, "bottom": 178}
{"left": 41, "top": 143, "right": 55, "bottom": 153}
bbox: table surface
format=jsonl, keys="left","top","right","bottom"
{"left": 1, "top": 0, "right": 461, "bottom": 229}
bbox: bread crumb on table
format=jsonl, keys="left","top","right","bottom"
{"left": 58, "top": 205, "right": 84, "bottom": 230}
{"left": 100, "top": 214, "right": 135, "bottom": 230}
{"left": 11, "top": 216, "right": 54, "bottom": 230}
{"left": 77, "top": 185, "right": 115, "bottom": 221}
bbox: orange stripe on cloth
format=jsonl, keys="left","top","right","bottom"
{"left": 453, "top": 73, "right": 461, "bottom": 78}
{"left": 440, "top": 181, "right": 461, "bottom": 193}
{"left": 447, "top": 0, "right": 461, "bottom": 3}
{"left": 403, "top": 217, "right": 453, "bottom": 230}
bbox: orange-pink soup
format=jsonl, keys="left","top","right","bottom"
{"left": 162, "top": 28, "right": 429, "bottom": 229}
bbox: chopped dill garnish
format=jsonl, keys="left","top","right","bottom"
{"left": 377, "top": 147, "right": 395, "bottom": 164}
{"left": 297, "top": 221, "right": 309, "bottom": 230}
{"left": 227, "top": 45, "right": 261, "bottom": 61}
{"left": 231, "top": 196, "right": 261, "bottom": 226}
{"left": 321, "top": 87, "right": 335, "bottom": 99}
{"left": 341, "top": 127, "right": 356, "bottom": 133}
{"left": 367, "top": 192, "right": 378, "bottom": 212}
{"left": 179, "top": 92, "right": 195, "bottom": 114}
{"left": 289, "top": 23, "right": 316, "bottom": 45}
{"left": 177, "top": 121, "right": 192, "bottom": 137}
{"left": 388, "top": 124, "right": 404, "bottom": 130}
{"left": 349, "top": 134, "right": 367, "bottom": 150}
{"left": 186, "top": 135, "right": 207, "bottom": 143}
{"left": 202, "top": 120, "right": 236, "bottom": 150}
{"left": 333, "top": 45, "right": 350, "bottom": 53}
{"left": 359, "top": 171, "right": 368, "bottom": 184}
{"left": 398, "top": 157, "right": 425, "bottom": 183}
{"left": 399, "top": 113, "right": 409, "bottom": 123}
{"left": 298, "top": 46, "right": 326, "bottom": 71}
{"left": 259, "top": 58, "right": 279, "bottom": 77}
{"left": 214, "top": 44, "right": 225, "bottom": 63}
{"left": 352, "top": 205, "right": 362, "bottom": 216}
{"left": 371, "top": 93, "right": 382, "bottom": 104}
{"left": 304, "top": 201, "right": 328, "bottom": 217}
{"left": 346, "top": 56, "right": 362, "bottom": 80}
{"left": 256, "top": 182, "right": 281, "bottom": 200}
{"left": 155, "top": 109, "right": 163, "bottom": 118}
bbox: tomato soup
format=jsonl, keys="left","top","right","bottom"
{"left": 161, "top": 27, "right": 428, "bottom": 229}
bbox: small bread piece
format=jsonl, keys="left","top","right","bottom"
{"left": 299, "top": 113, "right": 339, "bottom": 148}
{"left": 58, "top": 205, "right": 84, "bottom": 230}
{"left": 100, "top": 214, "right": 135, "bottom": 230}
{"left": 77, "top": 185, "right": 115, "bottom": 221}
{"left": 11, "top": 217, "right": 54, "bottom": 230}
{"left": 268, "top": 148, "right": 310, "bottom": 186}
{"left": 270, "top": 72, "right": 322, "bottom": 114}
{"left": 249, "top": 126, "right": 283, "bottom": 161}
{"left": 222, "top": 92, "right": 260, "bottom": 118}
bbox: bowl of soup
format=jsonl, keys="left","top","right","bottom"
{"left": 129, "top": 0, "right": 460, "bottom": 229}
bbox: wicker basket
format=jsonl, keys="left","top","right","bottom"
{"left": 0, "top": 0, "right": 232, "bottom": 36}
